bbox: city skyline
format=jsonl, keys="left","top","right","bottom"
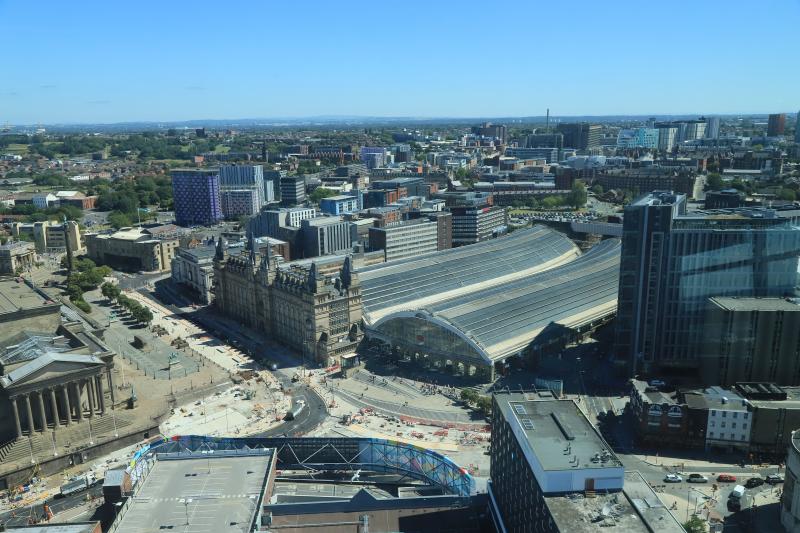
{"left": 1, "top": 0, "right": 798, "bottom": 124}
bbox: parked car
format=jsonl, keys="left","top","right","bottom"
{"left": 766, "top": 474, "right": 785, "bottom": 485}
{"left": 687, "top": 474, "right": 708, "bottom": 483}
{"left": 649, "top": 379, "right": 666, "bottom": 388}
{"left": 664, "top": 474, "right": 682, "bottom": 483}
{"left": 717, "top": 474, "right": 737, "bottom": 483}
{"left": 745, "top": 477, "right": 764, "bottom": 488}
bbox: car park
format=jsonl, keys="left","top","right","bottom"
{"left": 664, "top": 474, "right": 682, "bottom": 483}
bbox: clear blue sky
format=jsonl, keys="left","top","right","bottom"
{"left": 1, "top": 0, "right": 798, "bottom": 124}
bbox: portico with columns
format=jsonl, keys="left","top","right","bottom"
{"left": 1, "top": 353, "right": 111, "bottom": 441}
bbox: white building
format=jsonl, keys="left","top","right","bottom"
{"left": 781, "top": 430, "right": 800, "bottom": 532}
{"left": 171, "top": 245, "right": 216, "bottom": 304}
{"left": 702, "top": 387, "right": 752, "bottom": 451}
{"left": 218, "top": 165, "right": 266, "bottom": 218}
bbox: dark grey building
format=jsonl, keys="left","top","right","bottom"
{"left": 525, "top": 132, "right": 564, "bottom": 150}
{"left": 280, "top": 176, "right": 306, "bottom": 206}
{"left": 556, "top": 123, "right": 601, "bottom": 150}
{"left": 615, "top": 191, "right": 800, "bottom": 377}
{"left": 301, "top": 216, "right": 353, "bottom": 258}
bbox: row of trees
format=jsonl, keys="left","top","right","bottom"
{"left": 509, "top": 182, "right": 588, "bottom": 210}
{"left": 101, "top": 282, "right": 154, "bottom": 326}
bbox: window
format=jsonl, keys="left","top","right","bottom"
{"left": 710, "top": 421, "right": 715, "bottom": 427}
{"left": 721, "top": 422, "right": 726, "bottom": 428}
{"left": 744, "top": 413, "right": 749, "bottom": 420}
{"left": 722, "top": 411, "right": 727, "bottom": 418}
{"left": 743, "top": 423, "right": 747, "bottom": 430}
{"left": 709, "top": 431, "right": 714, "bottom": 438}
{"left": 711, "top": 410, "right": 716, "bottom": 417}
{"left": 741, "top": 435, "right": 746, "bottom": 441}
{"left": 733, "top": 412, "right": 738, "bottom": 419}
{"left": 732, "top": 423, "right": 737, "bottom": 429}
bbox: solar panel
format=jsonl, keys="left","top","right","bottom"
{"left": 521, "top": 419, "right": 535, "bottom": 430}
{"left": 513, "top": 403, "right": 527, "bottom": 415}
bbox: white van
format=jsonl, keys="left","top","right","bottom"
{"left": 728, "top": 485, "right": 746, "bottom": 510}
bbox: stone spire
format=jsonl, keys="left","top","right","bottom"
{"left": 340, "top": 255, "right": 352, "bottom": 289}
{"left": 215, "top": 236, "right": 227, "bottom": 262}
{"left": 307, "top": 262, "right": 318, "bottom": 292}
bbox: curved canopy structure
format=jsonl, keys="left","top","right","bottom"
{"left": 359, "top": 227, "right": 621, "bottom": 367}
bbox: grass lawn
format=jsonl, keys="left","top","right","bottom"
{"left": 4, "top": 143, "right": 28, "bottom": 154}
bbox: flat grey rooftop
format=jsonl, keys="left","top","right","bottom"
{"left": 116, "top": 455, "right": 271, "bottom": 533}
{"left": 710, "top": 296, "right": 800, "bottom": 312}
{"left": 546, "top": 471, "right": 685, "bottom": 533}
{"left": 6, "top": 524, "right": 100, "bottom": 533}
{"left": 0, "top": 278, "right": 51, "bottom": 315}
{"left": 496, "top": 392, "right": 621, "bottom": 471}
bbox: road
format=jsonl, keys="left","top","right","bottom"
{"left": 142, "top": 279, "right": 330, "bottom": 437}
{"left": 0, "top": 485, "right": 102, "bottom": 527}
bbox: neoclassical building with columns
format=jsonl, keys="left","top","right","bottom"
{"left": 1, "top": 352, "right": 112, "bottom": 440}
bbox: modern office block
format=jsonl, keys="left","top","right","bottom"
{"left": 615, "top": 191, "right": 800, "bottom": 376}
{"left": 301, "top": 216, "right": 353, "bottom": 258}
{"left": 171, "top": 169, "right": 223, "bottom": 226}
{"left": 218, "top": 165, "right": 266, "bottom": 218}
{"left": 705, "top": 116, "right": 721, "bottom": 139}
{"left": 280, "top": 176, "right": 306, "bottom": 206}
{"left": 556, "top": 123, "right": 600, "bottom": 150}
{"left": 450, "top": 205, "right": 507, "bottom": 246}
{"left": 768, "top": 113, "right": 786, "bottom": 136}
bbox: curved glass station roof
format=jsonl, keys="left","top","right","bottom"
{"left": 359, "top": 226, "right": 621, "bottom": 364}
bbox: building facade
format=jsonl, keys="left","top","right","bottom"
{"left": 85, "top": 227, "right": 179, "bottom": 272}
{"left": 213, "top": 242, "right": 363, "bottom": 366}
{"left": 171, "top": 169, "right": 223, "bottom": 226}
{"left": 280, "top": 176, "right": 306, "bottom": 206}
{"left": 702, "top": 298, "right": 800, "bottom": 386}
{"left": 218, "top": 165, "right": 266, "bottom": 219}
{"left": 12, "top": 220, "right": 83, "bottom": 254}
{"left": 0, "top": 241, "right": 36, "bottom": 274}
{"left": 615, "top": 191, "right": 800, "bottom": 376}
{"left": 768, "top": 113, "right": 786, "bottom": 136}
{"left": 450, "top": 205, "right": 507, "bottom": 246}
{"left": 556, "top": 123, "right": 600, "bottom": 150}
{"left": 616, "top": 128, "right": 659, "bottom": 149}
{"left": 368, "top": 219, "right": 440, "bottom": 262}
{"left": 171, "top": 245, "right": 216, "bottom": 304}
{"left": 301, "top": 217, "right": 353, "bottom": 258}
{"left": 319, "top": 195, "right": 360, "bottom": 215}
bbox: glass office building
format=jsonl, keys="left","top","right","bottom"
{"left": 615, "top": 191, "right": 800, "bottom": 376}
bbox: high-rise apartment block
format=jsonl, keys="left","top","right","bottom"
{"left": 654, "top": 124, "right": 678, "bottom": 151}
{"left": 359, "top": 147, "right": 386, "bottom": 169}
{"left": 616, "top": 128, "right": 659, "bottom": 149}
{"left": 280, "top": 176, "right": 306, "bottom": 206}
{"left": 218, "top": 165, "right": 266, "bottom": 219}
{"left": 615, "top": 191, "right": 800, "bottom": 377}
{"left": 171, "top": 169, "right": 223, "bottom": 226}
{"left": 705, "top": 116, "right": 721, "bottom": 139}
{"left": 472, "top": 122, "right": 507, "bottom": 144}
{"left": 768, "top": 113, "right": 786, "bottom": 136}
{"left": 556, "top": 123, "right": 601, "bottom": 150}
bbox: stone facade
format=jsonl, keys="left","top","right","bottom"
{"left": 213, "top": 239, "right": 363, "bottom": 366}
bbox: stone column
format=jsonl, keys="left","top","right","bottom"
{"left": 86, "top": 379, "right": 95, "bottom": 419}
{"left": 24, "top": 394, "right": 34, "bottom": 434}
{"left": 74, "top": 383, "right": 83, "bottom": 422}
{"left": 10, "top": 397, "right": 22, "bottom": 438}
{"left": 61, "top": 385, "right": 72, "bottom": 426}
{"left": 37, "top": 391, "right": 47, "bottom": 432}
{"left": 96, "top": 375, "right": 105, "bottom": 414}
{"left": 107, "top": 370, "right": 115, "bottom": 405}
{"left": 49, "top": 388, "right": 60, "bottom": 428}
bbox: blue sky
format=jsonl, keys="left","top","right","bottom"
{"left": 1, "top": 0, "right": 798, "bottom": 124}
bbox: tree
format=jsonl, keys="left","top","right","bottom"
{"left": 590, "top": 184, "right": 604, "bottom": 195}
{"left": 460, "top": 388, "right": 479, "bottom": 405}
{"left": 475, "top": 396, "right": 493, "bottom": 415}
{"left": 779, "top": 188, "right": 796, "bottom": 202}
{"left": 682, "top": 516, "right": 706, "bottom": 533}
{"left": 705, "top": 172, "right": 723, "bottom": 191}
{"left": 309, "top": 187, "right": 337, "bottom": 203}
{"left": 567, "top": 181, "right": 588, "bottom": 209}
{"left": 108, "top": 211, "right": 133, "bottom": 229}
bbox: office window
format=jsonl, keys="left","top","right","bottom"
{"left": 722, "top": 412, "right": 727, "bottom": 418}
{"left": 732, "top": 423, "right": 737, "bottom": 429}
{"left": 711, "top": 410, "right": 716, "bottom": 417}
{"left": 733, "top": 412, "right": 738, "bottom": 419}
{"left": 743, "top": 413, "right": 749, "bottom": 420}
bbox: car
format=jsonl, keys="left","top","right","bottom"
{"left": 687, "top": 474, "right": 709, "bottom": 483}
{"left": 745, "top": 477, "right": 764, "bottom": 488}
{"left": 766, "top": 474, "right": 785, "bottom": 485}
{"left": 664, "top": 474, "right": 682, "bottom": 483}
{"left": 717, "top": 474, "right": 737, "bottom": 483}
{"left": 649, "top": 379, "right": 666, "bottom": 388}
